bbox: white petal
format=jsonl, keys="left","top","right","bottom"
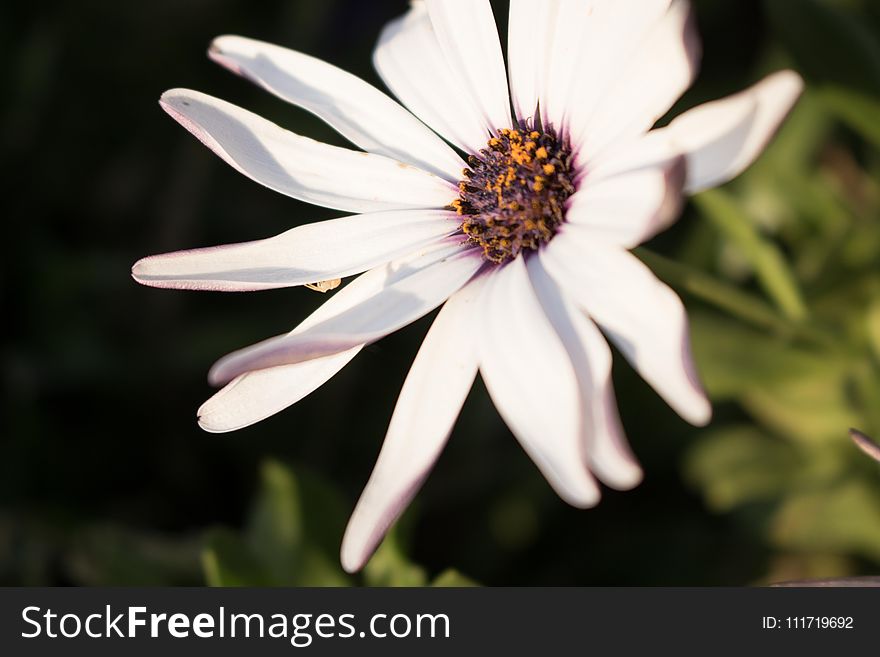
{"left": 541, "top": 0, "right": 596, "bottom": 130}
{"left": 663, "top": 70, "right": 804, "bottom": 193}
{"left": 570, "top": 0, "right": 700, "bottom": 159}
{"left": 566, "top": 156, "right": 686, "bottom": 248}
{"left": 527, "top": 257, "right": 642, "bottom": 490}
{"left": 541, "top": 237, "right": 711, "bottom": 426}
{"left": 208, "top": 244, "right": 484, "bottom": 385}
{"left": 208, "top": 35, "right": 465, "bottom": 182}
{"left": 340, "top": 276, "right": 485, "bottom": 573}
{"left": 424, "top": 0, "right": 512, "bottom": 132}
{"left": 478, "top": 257, "right": 600, "bottom": 507}
{"left": 374, "top": 3, "right": 491, "bottom": 154}
{"left": 160, "top": 89, "right": 456, "bottom": 213}
{"left": 583, "top": 129, "right": 679, "bottom": 181}
{"left": 507, "top": 0, "right": 557, "bottom": 125}
{"left": 131, "top": 209, "right": 457, "bottom": 291}
{"left": 546, "top": 0, "right": 672, "bottom": 133}
{"left": 198, "top": 352, "right": 361, "bottom": 433}
{"left": 198, "top": 246, "right": 454, "bottom": 433}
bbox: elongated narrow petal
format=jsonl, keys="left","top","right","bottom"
{"left": 340, "top": 276, "right": 485, "bottom": 573}
{"left": 662, "top": 70, "right": 805, "bottom": 193}
{"left": 160, "top": 89, "right": 456, "bottom": 213}
{"left": 572, "top": 0, "right": 700, "bottom": 159}
{"left": 851, "top": 429, "right": 880, "bottom": 463}
{"left": 208, "top": 35, "right": 465, "bottom": 182}
{"left": 527, "top": 257, "right": 642, "bottom": 490}
{"left": 541, "top": 237, "right": 711, "bottom": 426}
{"left": 197, "top": 251, "right": 443, "bottom": 433}
{"left": 198, "top": 352, "right": 361, "bottom": 433}
{"left": 584, "top": 128, "right": 679, "bottom": 181}
{"left": 547, "top": 0, "right": 672, "bottom": 132}
{"left": 131, "top": 210, "right": 457, "bottom": 292}
{"left": 542, "top": 0, "right": 598, "bottom": 130}
{"left": 507, "top": 0, "right": 557, "bottom": 124}
{"left": 424, "top": 0, "right": 512, "bottom": 133}
{"left": 209, "top": 245, "right": 484, "bottom": 385}
{"left": 479, "top": 257, "right": 600, "bottom": 507}
{"left": 374, "top": 3, "right": 490, "bottom": 154}
{"left": 566, "top": 156, "right": 686, "bottom": 248}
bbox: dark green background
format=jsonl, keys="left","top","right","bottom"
{"left": 4, "top": 0, "right": 880, "bottom": 586}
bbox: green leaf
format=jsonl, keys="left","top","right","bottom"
{"left": 688, "top": 310, "right": 823, "bottom": 394}
{"left": 362, "top": 527, "right": 427, "bottom": 587}
{"left": 684, "top": 426, "right": 801, "bottom": 512}
{"left": 431, "top": 569, "right": 479, "bottom": 587}
{"left": 819, "top": 85, "right": 880, "bottom": 150}
{"left": 772, "top": 480, "right": 880, "bottom": 562}
{"left": 295, "top": 468, "right": 350, "bottom": 559}
{"left": 742, "top": 377, "right": 863, "bottom": 445}
{"left": 203, "top": 461, "right": 352, "bottom": 587}
{"left": 202, "top": 528, "right": 268, "bottom": 587}
{"left": 694, "top": 189, "right": 808, "bottom": 322}
{"left": 690, "top": 312, "right": 860, "bottom": 443}
{"left": 292, "top": 549, "right": 351, "bottom": 587}
{"left": 636, "top": 249, "right": 800, "bottom": 338}
{"left": 245, "top": 459, "right": 305, "bottom": 584}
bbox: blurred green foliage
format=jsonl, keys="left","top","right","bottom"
{"left": 2, "top": 0, "right": 880, "bottom": 586}
{"left": 669, "top": 0, "right": 880, "bottom": 583}
{"left": 202, "top": 460, "right": 476, "bottom": 587}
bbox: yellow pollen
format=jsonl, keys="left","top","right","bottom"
{"left": 454, "top": 126, "right": 574, "bottom": 264}
{"left": 510, "top": 146, "right": 531, "bottom": 165}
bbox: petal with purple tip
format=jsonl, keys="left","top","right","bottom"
{"left": 541, "top": 238, "right": 711, "bottom": 427}
{"left": 208, "top": 245, "right": 484, "bottom": 386}
{"left": 197, "top": 247, "right": 461, "bottom": 433}
{"left": 340, "top": 275, "right": 485, "bottom": 573}
{"left": 160, "top": 89, "right": 457, "bottom": 213}
{"left": 527, "top": 256, "right": 643, "bottom": 490}
{"left": 663, "top": 70, "right": 805, "bottom": 193}
{"left": 132, "top": 210, "right": 457, "bottom": 292}
{"left": 208, "top": 35, "right": 465, "bottom": 182}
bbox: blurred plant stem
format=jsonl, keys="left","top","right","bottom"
{"left": 636, "top": 248, "right": 838, "bottom": 350}
{"left": 692, "top": 189, "right": 808, "bottom": 322}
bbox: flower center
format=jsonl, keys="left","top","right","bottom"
{"left": 452, "top": 126, "right": 575, "bottom": 264}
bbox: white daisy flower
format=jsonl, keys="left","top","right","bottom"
{"left": 133, "top": 0, "right": 803, "bottom": 572}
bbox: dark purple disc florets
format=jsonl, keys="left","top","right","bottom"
{"left": 451, "top": 126, "right": 575, "bottom": 264}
